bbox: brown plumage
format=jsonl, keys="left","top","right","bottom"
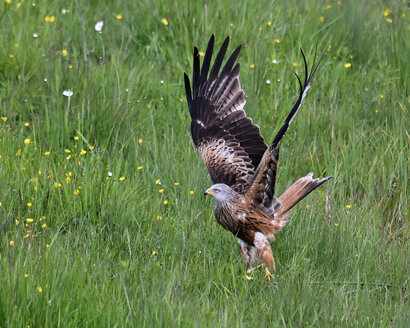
{"left": 184, "top": 35, "right": 332, "bottom": 277}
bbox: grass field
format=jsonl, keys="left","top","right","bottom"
{"left": 0, "top": 0, "right": 408, "bottom": 326}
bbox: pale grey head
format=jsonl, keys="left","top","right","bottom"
{"left": 204, "top": 183, "right": 237, "bottom": 203}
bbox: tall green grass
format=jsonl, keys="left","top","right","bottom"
{"left": 0, "top": 0, "right": 408, "bottom": 326}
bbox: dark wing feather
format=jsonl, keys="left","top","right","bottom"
{"left": 191, "top": 122, "right": 254, "bottom": 193}
{"left": 185, "top": 35, "right": 267, "bottom": 192}
{"left": 246, "top": 47, "right": 325, "bottom": 214}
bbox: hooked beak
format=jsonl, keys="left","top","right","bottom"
{"left": 204, "top": 188, "right": 215, "bottom": 196}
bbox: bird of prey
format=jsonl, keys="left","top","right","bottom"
{"left": 184, "top": 35, "right": 332, "bottom": 278}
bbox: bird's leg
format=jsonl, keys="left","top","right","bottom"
{"left": 247, "top": 264, "right": 262, "bottom": 274}
{"left": 265, "top": 267, "right": 274, "bottom": 280}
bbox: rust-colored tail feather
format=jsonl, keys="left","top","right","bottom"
{"left": 275, "top": 173, "right": 332, "bottom": 220}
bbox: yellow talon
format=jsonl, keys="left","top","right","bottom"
{"left": 265, "top": 267, "right": 274, "bottom": 280}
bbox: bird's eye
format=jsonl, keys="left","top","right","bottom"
{"left": 214, "top": 188, "right": 220, "bottom": 193}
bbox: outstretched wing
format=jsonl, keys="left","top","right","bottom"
{"left": 184, "top": 35, "right": 267, "bottom": 193}
{"left": 246, "top": 47, "right": 326, "bottom": 214}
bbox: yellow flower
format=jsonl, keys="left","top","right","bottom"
{"left": 9, "top": 240, "right": 15, "bottom": 246}
{"left": 386, "top": 18, "right": 392, "bottom": 23}
{"left": 198, "top": 51, "right": 205, "bottom": 57}
{"left": 250, "top": 64, "right": 255, "bottom": 68}
{"left": 42, "top": 223, "right": 47, "bottom": 228}
{"left": 65, "top": 176, "right": 71, "bottom": 183}
{"left": 74, "top": 189, "right": 80, "bottom": 195}
{"left": 174, "top": 182, "right": 180, "bottom": 186}
{"left": 327, "top": 45, "right": 332, "bottom": 51}
{"left": 24, "top": 234, "right": 29, "bottom": 239}
{"left": 245, "top": 275, "right": 253, "bottom": 280}
{"left": 267, "top": 21, "right": 272, "bottom": 26}
{"left": 25, "top": 274, "right": 29, "bottom": 278}
{"left": 68, "top": 64, "right": 73, "bottom": 69}
{"left": 9, "top": 54, "right": 15, "bottom": 59}
{"left": 116, "top": 14, "right": 123, "bottom": 20}
{"left": 0, "top": 201, "right": 2, "bottom": 207}
{"left": 163, "top": 200, "right": 169, "bottom": 205}
{"left": 159, "top": 189, "right": 164, "bottom": 193}
{"left": 334, "top": 223, "right": 339, "bottom": 227}
{"left": 5, "top": 0, "right": 11, "bottom": 4}
{"left": 325, "top": 4, "right": 332, "bottom": 9}
{"left": 1, "top": 117, "right": 7, "bottom": 122}
{"left": 155, "top": 179, "right": 161, "bottom": 185}
{"left": 379, "top": 94, "right": 384, "bottom": 98}
{"left": 15, "top": 2, "right": 21, "bottom": 10}
{"left": 45, "top": 16, "right": 50, "bottom": 22}
{"left": 49, "top": 16, "right": 55, "bottom": 23}
{"left": 119, "top": 176, "right": 125, "bottom": 181}
{"left": 26, "top": 218, "right": 34, "bottom": 223}
{"left": 62, "top": 49, "right": 68, "bottom": 57}
{"left": 46, "top": 244, "right": 50, "bottom": 248}
{"left": 162, "top": 18, "right": 168, "bottom": 26}
{"left": 152, "top": 250, "right": 157, "bottom": 255}
{"left": 24, "top": 122, "right": 30, "bottom": 127}
{"left": 37, "top": 286, "right": 43, "bottom": 293}
{"left": 383, "top": 10, "right": 390, "bottom": 17}
{"left": 66, "top": 155, "right": 71, "bottom": 160}
{"left": 80, "top": 150, "right": 87, "bottom": 155}
{"left": 293, "top": 62, "right": 300, "bottom": 67}
{"left": 344, "top": 63, "right": 352, "bottom": 68}
{"left": 306, "top": 204, "right": 310, "bottom": 209}
{"left": 138, "top": 138, "right": 143, "bottom": 145}
{"left": 156, "top": 215, "right": 162, "bottom": 221}
{"left": 137, "top": 166, "right": 143, "bottom": 170}
{"left": 64, "top": 149, "right": 71, "bottom": 153}
{"left": 27, "top": 202, "right": 32, "bottom": 207}
{"left": 258, "top": 27, "right": 262, "bottom": 31}
{"left": 230, "top": 23, "right": 234, "bottom": 28}
{"left": 189, "top": 190, "right": 195, "bottom": 195}
{"left": 24, "top": 138, "right": 30, "bottom": 145}
{"left": 44, "top": 151, "right": 50, "bottom": 156}
{"left": 15, "top": 219, "right": 19, "bottom": 225}
{"left": 274, "top": 39, "right": 280, "bottom": 43}
{"left": 346, "top": 204, "right": 351, "bottom": 209}
{"left": 318, "top": 16, "right": 325, "bottom": 23}
{"left": 89, "top": 145, "right": 94, "bottom": 150}
{"left": 74, "top": 136, "right": 79, "bottom": 140}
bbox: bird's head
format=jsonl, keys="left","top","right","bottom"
{"left": 204, "top": 183, "right": 235, "bottom": 203}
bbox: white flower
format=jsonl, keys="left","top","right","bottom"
{"left": 95, "top": 21, "right": 104, "bottom": 32}
{"left": 61, "top": 8, "right": 67, "bottom": 15}
{"left": 272, "top": 59, "right": 278, "bottom": 64}
{"left": 108, "top": 171, "right": 113, "bottom": 177}
{"left": 63, "top": 90, "right": 73, "bottom": 97}
{"left": 266, "top": 79, "right": 271, "bottom": 85}
{"left": 33, "top": 33, "right": 39, "bottom": 39}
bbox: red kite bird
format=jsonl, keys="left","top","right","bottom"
{"left": 184, "top": 35, "right": 332, "bottom": 278}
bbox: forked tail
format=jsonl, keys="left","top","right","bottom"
{"left": 274, "top": 172, "right": 332, "bottom": 219}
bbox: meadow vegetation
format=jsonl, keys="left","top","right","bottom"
{"left": 0, "top": 0, "right": 408, "bottom": 326}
